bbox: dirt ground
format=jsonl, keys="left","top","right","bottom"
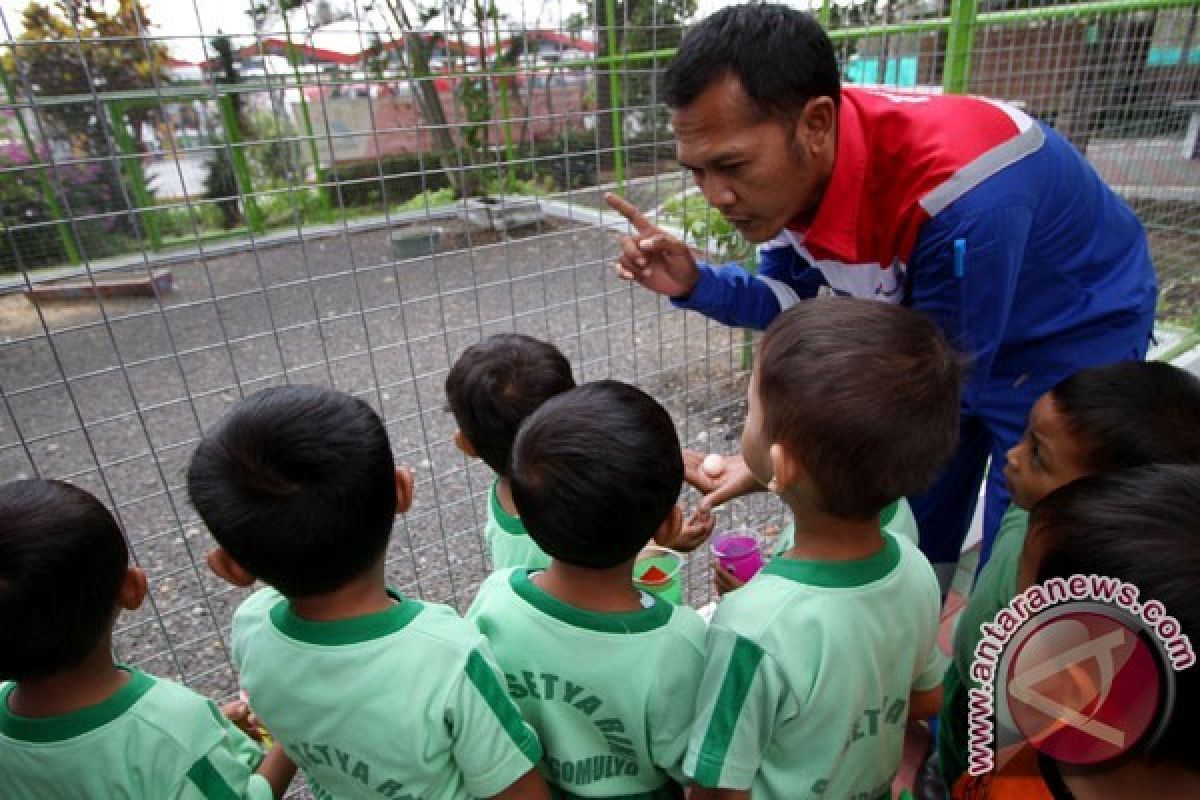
{"left": 0, "top": 215, "right": 776, "bottom": 705}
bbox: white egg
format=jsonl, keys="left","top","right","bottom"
{"left": 701, "top": 454, "right": 725, "bottom": 477}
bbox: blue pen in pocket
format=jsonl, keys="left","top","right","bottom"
{"left": 954, "top": 238, "right": 969, "bottom": 352}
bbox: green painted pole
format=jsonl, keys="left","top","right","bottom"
{"left": 0, "top": 60, "right": 81, "bottom": 264}
{"left": 109, "top": 100, "right": 162, "bottom": 251}
{"left": 820, "top": 0, "right": 833, "bottom": 29}
{"left": 944, "top": 0, "right": 980, "bottom": 94}
{"left": 279, "top": 2, "right": 325, "bottom": 192}
{"left": 603, "top": 0, "right": 626, "bottom": 192}
{"left": 218, "top": 92, "right": 264, "bottom": 233}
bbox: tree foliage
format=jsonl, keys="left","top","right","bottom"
{"left": 5, "top": 1, "right": 168, "bottom": 156}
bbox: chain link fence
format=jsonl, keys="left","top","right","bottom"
{"left": 0, "top": 0, "right": 1196, "bottom": 739}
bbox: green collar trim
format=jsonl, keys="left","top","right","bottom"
{"left": 0, "top": 667, "right": 154, "bottom": 743}
{"left": 880, "top": 500, "right": 899, "bottom": 528}
{"left": 490, "top": 480, "right": 528, "bottom": 537}
{"left": 270, "top": 588, "right": 423, "bottom": 645}
{"left": 509, "top": 569, "right": 672, "bottom": 633}
{"left": 763, "top": 532, "right": 902, "bottom": 588}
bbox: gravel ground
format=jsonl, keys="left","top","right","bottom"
{"left": 0, "top": 212, "right": 782, "bottom": 706}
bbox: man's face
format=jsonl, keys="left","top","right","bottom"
{"left": 1004, "top": 393, "right": 1092, "bottom": 510}
{"left": 671, "top": 75, "right": 835, "bottom": 244}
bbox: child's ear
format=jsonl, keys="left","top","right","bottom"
{"left": 394, "top": 466, "right": 415, "bottom": 514}
{"left": 653, "top": 504, "right": 684, "bottom": 547}
{"left": 117, "top": 566, "right": 148, "bottom": 611}
{"left": 206, "top": 547, "right": 257, "bottom": 588}
{"left": 768, "top": 442, "right": 806, "bottom": 493}
{"left": 452, "top": 430, "right": 478, "bottom": 459}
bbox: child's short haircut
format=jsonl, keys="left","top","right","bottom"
{"left": 445, "top": 333, "right": 576, "bottom": 475}
{"left": 510, "top": 380, "right": 683, "bottom": 569}
{"left": 0, "top": 480, "right": 128, "bottom": 680}
{"left": 1028, "top": 464, "right": 1200, "bottom": 767}
{"left": 758, "top": 297, "right": 962, "bottom": 519}
{"left": 187, "top": 385, "right": 397, "bottom": 597}
{"left": 1050, "top": 360, "right": 1200, "bottom": 470}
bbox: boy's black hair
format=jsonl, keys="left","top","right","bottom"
{"left": 757, "top": 297, "right": 963, "bottom": 520}
{"left": 1028, "top": 465, "right": 1200, "bottom": 768}
{"left": 510, "top": 380, "right": 683, "bottom": 569}
{"left": 1051, "top": 360, "right": 1200, "bottom": 471}
{"left": 187, "top": 385, "right": 398, "bottom": 597}
{"left": 0, "top": 480, "right": 129, "bottom": 680}
{"left": 445, "top": 333, "right": 576, "bottom": 476}
{"left": 662, "top": 4, "right": 841, "bottom": 120}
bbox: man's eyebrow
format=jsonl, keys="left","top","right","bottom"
{"left": 678, "top": 150, "right": 744, "bottom": 171}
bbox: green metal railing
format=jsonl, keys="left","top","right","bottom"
{"left": 2, "top": 0, "right": 1194, "bottom": 261}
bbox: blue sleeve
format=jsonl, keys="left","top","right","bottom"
{"left": 670, "top": 242, "right": 826, "bottom": 331}
{"left": 908, "top": 203, "right": 1034, "bottom": 408}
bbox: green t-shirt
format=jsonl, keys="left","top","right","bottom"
{"left": 486, "top": 480, "right": 551, "bottom": 571}
{"left": 0, "top": 667, "right": 270, "bottom": 799}
{"left": 467, "top": 568, "right": 706, "bottom": 799}
{"left": 938, "top": 504, "right": 1029, "bottom": 788}
{"left": 685, "top": 533, "right": 946, "bottom": 800}
{"left": 771, "top": 497, "right": 919, "bottom": 557}
{"left": 232, "top": 587, "right": 542, "bottom": 800}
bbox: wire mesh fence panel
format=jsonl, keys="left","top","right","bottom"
{"left": 0, "top": 2, "right": 1196, "bottom": 796}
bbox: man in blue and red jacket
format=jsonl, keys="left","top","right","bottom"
{"left": 608, "top": 4, "right": 1156, "bottom": 587}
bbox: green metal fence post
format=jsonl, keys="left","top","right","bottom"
{"left": 217, "top": 92, "right": 265, "bottom": 233}
{"left": 820, "top": 0, "right": 833, "bottom": 29}
{"left": 604, "top": 0, "right": 626, "bottom": 192}
{"left": 279, "top": 1, "right": 327, "bottom": 196}
{"left": 943, "top": 0, "right": 979, "bottom": 94}
{"left": 108, "top": 100, "right": 162, "bottom": 251}
{"left": 0, "top": 60, "right": 81, "bottom": 265}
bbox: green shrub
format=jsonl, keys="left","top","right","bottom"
{"left": 394, "top": 187, "right": 457, "bottom": 213}
{"left": 324, "top": 155, "right": 453, "bottom": 208}
{"left": 657, "top": 190, "right": 749, "bottom": 260}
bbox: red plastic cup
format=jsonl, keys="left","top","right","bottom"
{"left": 710, "top": 531, "right": 765, "bottom": 583}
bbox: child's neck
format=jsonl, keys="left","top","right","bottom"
{"left": 533, "top": 559, "right": 644, "bottom": 613}
{"left": 288, "top": 560, "right": 395, "bottom": 621}
{"left": 8, "top": 639, "right": 129, "bottom": 719}
{"left": 496, "top": 476, "right": 519, "bottom": 517}
{"left": 1061, "top": 757, "right": 1200, "bottom": 799}
{"left": 781, "top": 494, "right": 885, "bottom": 561}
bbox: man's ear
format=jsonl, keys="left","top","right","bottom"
{"left": 117, "top": 566, "right": 148, "bottom": 611}
{"left": 206, "top": 547, "right": 257, "bottom": 588}
{"left": 653, "top": 504, "right": 684, "bottom": 548}
{"left": 394, "top": 466, "right": 415, "bottom": 514}
{"left": 797, "top": 95, "right": 837, "bottom": 158}
{"left": 452, "top": 430, "right": 478, "bottom": 459}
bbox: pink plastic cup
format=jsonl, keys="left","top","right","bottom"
{"left": 710, "top": 531, "right": 765, "bottom": 583}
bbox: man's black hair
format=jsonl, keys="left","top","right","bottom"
{"left": 662, "top": 4, "right": 841, "bottom": 119}
{"left": 757, "top": 297, "right": 963, "bottom": 519}
{"left": 445, "top": 333, "right": 576, "bottom": 476}
{"left": 187, "top": 385, "right": 398, "bottom": 597}
{"left": 1029, "top": 465, "right": 1200, "bottom": 768}
{"left": 0, "top": 480, "right": 129, "bottom": 680}
{"left": 1051, "top": 360, "right": 1200, "bottom": 471}
{"left": 510, "top": 380, "right": 683, "bottom": 569}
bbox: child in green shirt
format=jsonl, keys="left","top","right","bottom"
{"left": 445, "top": 333, "right": 576, "bottom": 571}
{"left": 686, "top": 297, "right": 962, "bottom": 800}
{"left": 938, "top": 360, "right": 1200, "bottom": 788}
{"left": 0, "top": 479, "right": 294, "bottom": 799}
{"left": 469, "top": 380, "right": 707, "bottom": 799}
{"left": 953, "top": 465, "right": 1200, "bottom": 799}
{"left": 190, "top": 385, "right": 549, "bottom": 800}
